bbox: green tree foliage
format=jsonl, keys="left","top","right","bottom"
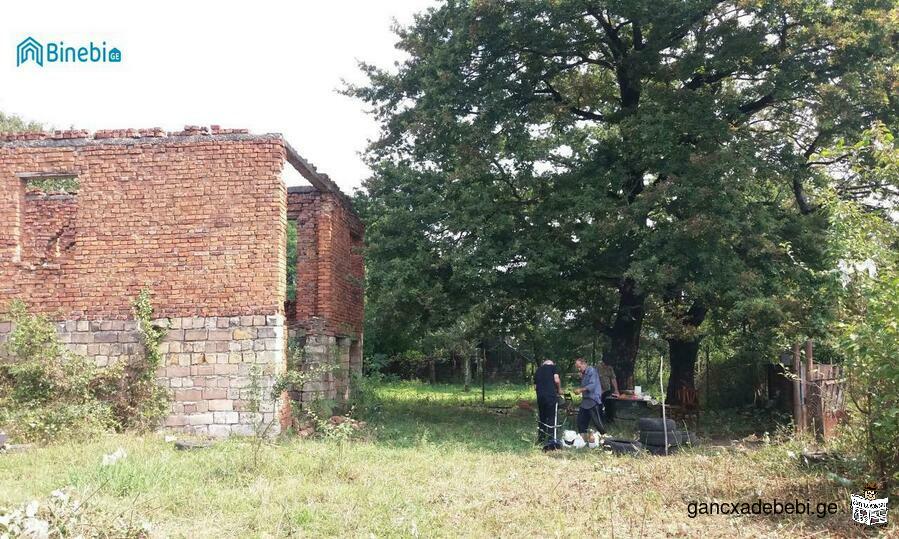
{"left": 836, "top": 211, "right": 898, "bottom": 488}
{"left": 0, "top": 111, "right": 42, "bottom": 133}
{"left": 351, "top": 0, "right": 897, "bottom": 396}
{"left": 823, "top": 128, "right": 899, "bottom": 488}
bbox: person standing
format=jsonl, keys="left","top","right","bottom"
{"left": 573, "top": 357, "right": 605, "bottom": 440}
{"left": 533, "top": 359, "right": 562, "bottom": 444}
{"left": 597, "top": 358, "right": 620, "bottom": 423}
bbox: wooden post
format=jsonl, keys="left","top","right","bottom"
{"left": 660, "top": 354, "right": 668, "bottom": 455}
{"left": 481, "top": 347, "right": 486, "bottom": 404}
{"left": 704, "top": 343, "right": 710, "bottom": 411}
{"left": 792, "top": 342, "right": 802, "bottom": 434}
{"left": 805, "top": 339, "right": 814, "bottom": 433}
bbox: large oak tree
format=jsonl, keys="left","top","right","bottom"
{"left": 353, "top": 0, "right": 897, "bottom": 397}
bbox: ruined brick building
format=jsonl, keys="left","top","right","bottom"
{"left": 0, "top": 126, "right": 364, "bottom": 436}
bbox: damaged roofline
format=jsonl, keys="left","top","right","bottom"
{"left": 283, "top": 139, "right": 356, "bottom": 212}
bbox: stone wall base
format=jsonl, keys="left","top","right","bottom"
{"left": 287, "top": 326, "right": 362, "bottom": 406}
{"left": 0, "top": 314, "right": 286, "bottom": 437}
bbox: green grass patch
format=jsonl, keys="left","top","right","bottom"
{"left": 0, "top": 381, "right": 891, "bottom": 537}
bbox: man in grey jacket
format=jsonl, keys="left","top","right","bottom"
{"left": 573, "top": 357, "right": 605, "bottom": 439}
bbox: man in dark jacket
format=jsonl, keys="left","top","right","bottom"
{"left": 533, "top": 359, "right": 562, "bottom": 444}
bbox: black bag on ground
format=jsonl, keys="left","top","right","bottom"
{"left": 542, "top": 439, "right": 562, "bottom": 452}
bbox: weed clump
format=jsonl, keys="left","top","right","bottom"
{"left": 0, "top": 295, "right": 168, "bottom": 443}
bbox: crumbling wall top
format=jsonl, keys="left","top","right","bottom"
{"left": 0, "top": 125, "right": 357, "bottom": 214}
{"left": 0, "top": 125, "right": 272, "bottom": 146}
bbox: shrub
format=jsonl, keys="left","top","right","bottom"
{"left": 349, "top": 372, "right": 383, "bottom": 418}
{"left": 301, "top": 404, "right": 361, "bottom": 442}
{"left": 839, "top": 270, "right": 899, "bottom": 490}
{"left": 0, "top": 401, "right": 116, "bottom": 445}
{"left": 363, "top": 352, "right": 390, "bottom": 376}
{"left": 0, "top": 295, "right": 168, "bottom": 443}
{"left": 272, "top": 336, "right": 338, "bottom": 432}
{"left": 827, "top": 195, "right": 899, "bottom": 491}
{"left": 115, "top": 288, "right": 169, "bottom": 431}
{"left": 0, "top": 301, "right": 116, "bottom": 442}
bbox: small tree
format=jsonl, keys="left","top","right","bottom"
{"left": 841, "top": 268, "right": 899, "bottom": 489}
{"left": 0, "top": 111, "right": 42, "bottom": 133}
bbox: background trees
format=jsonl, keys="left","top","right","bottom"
{"left": 353, "top": 0, "right": 897, "bottom": 401}
{"left": 0, "top": 112, "right": 42, "bottom": 133}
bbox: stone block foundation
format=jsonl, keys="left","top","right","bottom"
{"left": 0, "top": 314, "right": 286, "bottom": 437}
{"left": 287, "top": 326, "right": 362, "bottom": 405}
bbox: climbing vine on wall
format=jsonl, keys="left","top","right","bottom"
{"left": 121, "top": 287, "right": 169, "bottom": 430}
{"left": 133, "top": 288, "right": 164, "bottom": 375}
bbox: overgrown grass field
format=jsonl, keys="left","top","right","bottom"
{"left": 0, "top": 382, "right": 892, "bottom": 537}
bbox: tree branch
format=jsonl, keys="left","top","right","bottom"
{"left": 535, "top": 80, "right": 606, "bottom": 121}
{"left": 684, "top": 69, "right": 735, "bottom": 90}
{"left": 738, "top": 93, "right": 775, "bottom": 115}
{"left": 792, "top": 175, "right": 816, "bottom": 214}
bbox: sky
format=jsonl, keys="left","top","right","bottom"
{"left": 0, "top": 0, "right": 436, "bottom": 193}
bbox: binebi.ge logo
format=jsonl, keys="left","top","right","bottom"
{"left": 16, "top": 36, "right": 121, "bottom": 67}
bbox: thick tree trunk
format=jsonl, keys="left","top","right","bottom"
{"left": 666, "top": 337, "right": 701, "bottom": 404}
{"left": 601, "top": 278, "right": 646, "bottom": 390}
{"left": 665, "top": 302, "right": 707, "bottom": 404}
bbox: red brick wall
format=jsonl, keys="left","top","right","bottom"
{"left": 288, "top": 189, "right": 364, "bottom": 337}
{"left": 288, "top": 188, "right": 320, "bottom": 327}
{"left": 0, "top": 134, "right": 287, "bottom": 320}
{"left": 21, "top": 192, "right": 78, "bottom": 265}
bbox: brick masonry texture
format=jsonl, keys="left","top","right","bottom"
{"left": 287, "top": 187, "right": 364, "bottom": 338}
{"left": 0, "top": 132, "right": 286, "bottom": 319}
{"left": 0, "top": 127, "right": 364, "bottom": 436}
{"left": 22, "top": 191, "right": 77, "bottom": 266}
{"left": 287, "top": 187, "right": 364, "bottom": 402}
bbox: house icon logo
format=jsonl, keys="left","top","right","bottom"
{"left": 16, "top": 37, "right": 43, "bottom": 67}
{"left": 15, "top": 36, "right": 122, "bottom": 67}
